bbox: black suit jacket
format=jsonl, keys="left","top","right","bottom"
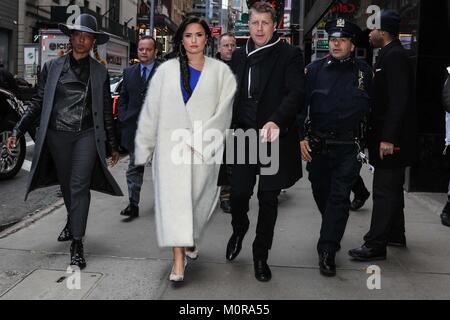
{"left": 369, "top": 40, "right": 418, "bottom": 168}
{"left": 118, "top": 61, "right": 160, "bottom": 152}
{"left": 230, "top": 41, "right": 305, "bottom": 190}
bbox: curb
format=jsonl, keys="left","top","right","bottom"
{"left": 0, "top": 199, "right": 65, "bottom": 239}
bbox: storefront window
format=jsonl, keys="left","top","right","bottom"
{"left": 0, "top": 29, "right": 10, "bottom": 70}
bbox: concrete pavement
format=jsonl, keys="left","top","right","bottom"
{"left": 0, "top": 158, "right": 450, "bottom": 300}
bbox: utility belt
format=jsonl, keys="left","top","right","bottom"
{"left": 307, "top": 130, "right": 360, "bottom": 155}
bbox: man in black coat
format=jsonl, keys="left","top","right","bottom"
{"left": 225, "top": 2, "right": 304, "bottom": 282}
{"left": 349, "top": 10, "right": 418, "bottom": 261}
{"left": 216, "top": 32, "right": 237, "bottom": 214}
{"left": 118, "top": 36, "right": 160, "bottom": 220}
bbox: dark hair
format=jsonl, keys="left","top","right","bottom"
{"left": 218, "top": 32, "right": 236, "bottom": 44}
{"left": 139, "top": 35, "right": 157, "bottom": 47}
{"left": 249, "top": 1, "right": 276, "bottom": 23}
{"left": 173, "top": 16, "right": 211, "bottom": 100}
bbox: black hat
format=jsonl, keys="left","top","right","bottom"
{"left": 59, "top": 13, "right": 110, "bottom": 45}
{"left": 325, "top": 18, "right": 362, "bottom": 39}
{"left": 380, "top": 10, "right": 401, "bottom": 36}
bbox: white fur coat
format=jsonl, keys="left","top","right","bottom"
{"left": 135, "top": 57, "right": 237, "bottom": 247}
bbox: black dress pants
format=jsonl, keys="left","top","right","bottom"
{"left": 230, "top": 163, "right": 281, "bottom": 261}
{"left": 363, "top": 167, "right": 406, "bottom": 248}
{"left": 46, "top": 128, "right": 97, "bottom": 239}
{"left": 352, "top": 174, "right": 370, "bottom": 199}
{"left": 307, "top": 144, "right": 361, "bottom": 254}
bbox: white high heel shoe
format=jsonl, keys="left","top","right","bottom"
{"left": 169, "top": 257, "right": 187, "bottom": 282}
{"left": 185, "top": 247, "right": 199, "bottom": 260}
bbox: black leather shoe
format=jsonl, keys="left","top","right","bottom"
{"left": 350, "top": 192, "right": 370, "bottom": 211}
{"left": 220, "top": 199, "right": 231, "bottom": 214}
{"left": 70, "top": 240, "right": 86, "bottom": 270}
{"left": 348, "top": 245, "right": 386, "bottom": 261}
{"left": 441, "top": 202, "right": 450, "bottom": 227}
{"left": 120, "top": 204, "right": 139, "bottom": 219}
{"left": 254, "top": 260, "right": 272, "bottom": 282}
{"left": 57, "top": 223, "right": 73, "bottom": 242}
{"left": 319, "top": 252, "right": 336, "bottom": 277}
{"left": 226, "top": 233, "right": 245, "bottom": 261}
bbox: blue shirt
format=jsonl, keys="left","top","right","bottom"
{"left": 181, "top": 66, "right": 202, "bottom": 103}
{"left": 140, "top": 62, "right": 155, "bottom": 82}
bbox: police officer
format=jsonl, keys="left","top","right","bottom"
{"left": 299, "top": 18, "right": 373, "bottom": 277}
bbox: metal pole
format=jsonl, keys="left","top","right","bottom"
{"left": 147, "top": 0, "right": 155, "bottom": 37}
{"left": 206, "top": 0, "right": 211, "bottom": 24}
{"left": 299, "top": 0, "right": 305, "bottom": 50}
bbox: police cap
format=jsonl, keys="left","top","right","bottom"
{"left": 325, "top": 18, "right": 362, "bottom": 39}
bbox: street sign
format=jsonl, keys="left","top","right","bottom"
{"left": 210, "top": 25, "right": 222, "bottom": 37}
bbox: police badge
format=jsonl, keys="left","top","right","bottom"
{"left": 337, "top": 19, "right": 346, "bottom": 28}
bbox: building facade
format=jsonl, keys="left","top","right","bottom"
{"left": 17, "top": 0, "right": 138, "bottom": 80}
{"left": 0, "top": 0, "right": 19, "bottom": 73}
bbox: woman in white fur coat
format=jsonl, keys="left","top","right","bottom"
{"left": 134, "top": 16, "right": 237, "bottom": 282}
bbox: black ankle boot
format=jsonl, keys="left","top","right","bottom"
{"left": 58, "top": 222, "right": 73, "bottom": 242}
{"left": 70, "top": 240, "right": 86, "bottom": 270}
{"left": 442, "top": 202, "right": 450, "bottom": 227}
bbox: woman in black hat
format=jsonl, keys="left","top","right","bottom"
{"left": 7, "top": 14, "right": 123, "bottom": 270}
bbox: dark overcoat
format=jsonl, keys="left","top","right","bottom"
{"left": 118, "top": 61, "right": 160, "bottom": 152}
{"left": 368, "top": 40, "right": 418, "bottom": 169}
{"left": 24, "top": 55, "right": 123, "bottom": 200}
{"left": 230, "top": 40, "right": 305, "bottom": 190}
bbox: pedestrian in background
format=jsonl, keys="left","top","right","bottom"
{"left": 118, "top": 36, "right": 161, "bottom": 222}
{"left": 7, "top": 14, "right": 123, "bottom": 270}
{"left": 216, "top": 32, "right": 237, "bottom": 214}
{"left": 349, "top": 10, "right": 418, "bottom": 261}
{"left": 441, "top": 67, "right": 450, "bottom": 227}
{"left": 134, "top": 16, "right": 236, "bottom": 283}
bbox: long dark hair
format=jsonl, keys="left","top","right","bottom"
{"left": 173, "top": 16, "right": 211, "bottom": 100}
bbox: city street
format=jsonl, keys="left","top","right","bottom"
{"left": 0, "top": 158, "right": 449, "bottom": 300}
{"left": 0, "top": 135, "right": 60, "bottom": 230}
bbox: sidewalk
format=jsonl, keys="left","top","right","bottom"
{"left": 0, "top": 159, "right": 450, "bottom": 300}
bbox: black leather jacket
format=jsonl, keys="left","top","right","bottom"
{"left": 49, "top": 55, "right": 94, "bottom": 132}
{"left": 13, "top": 54, "right": 118, "bottom": 152}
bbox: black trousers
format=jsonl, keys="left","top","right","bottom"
{"left": 230, "top": 163, "right": 281, "bottom": 261}
{"left": 307, "top": 144, "right": 361, "bottom": 254}
{"left": 46, "top": 128, "right": 97, "bottom": 239}
{"left": 363, "top": 167, "right": 406, "bottom": 248}
{"left": 352, "top": 174, "right": 370, "bottom": 199}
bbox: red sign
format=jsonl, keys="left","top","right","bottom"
{"left": 210, "top": 26, "right": 222, "bottom": 38}
{"left": 330, "top": 2, "right": 357, "bottom": 14}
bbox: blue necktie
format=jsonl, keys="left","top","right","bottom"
{"left": 142, "top": 66, "right": 147, "bottom": 83}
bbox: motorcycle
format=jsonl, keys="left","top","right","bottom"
{"left": 0, "top": 88, "right": 36, "bottom": 180}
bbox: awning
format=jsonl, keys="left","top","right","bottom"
{"left": 304, "top": 0, "right": 336, "bottom": 36}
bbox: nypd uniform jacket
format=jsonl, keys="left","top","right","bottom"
{"left": 299, "top": 55, "right": 373, "bottom": 141}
